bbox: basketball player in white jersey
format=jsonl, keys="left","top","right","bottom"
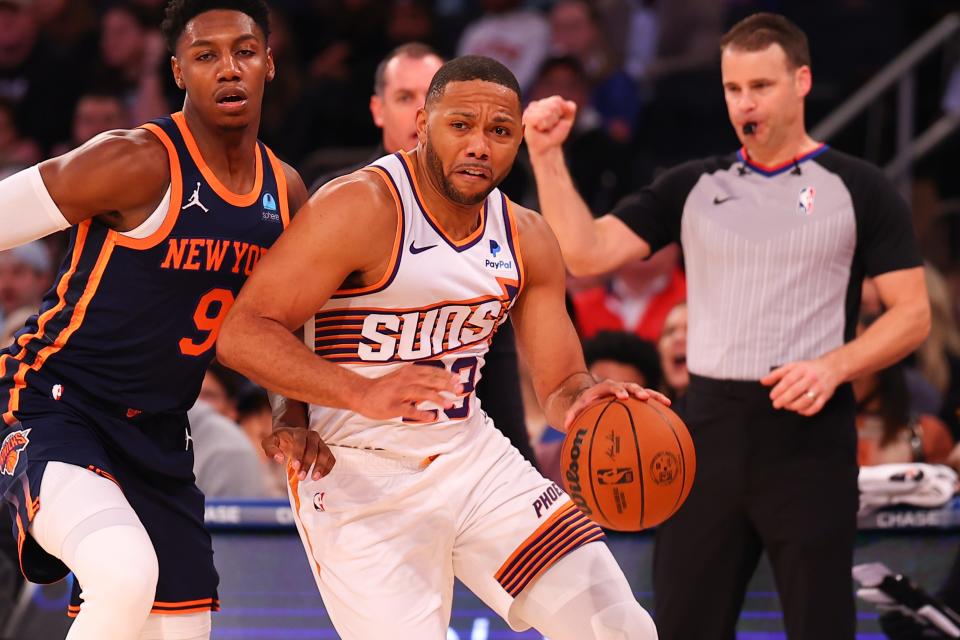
{"left": 218, "top": 56, "right": 662, "bottom": 640}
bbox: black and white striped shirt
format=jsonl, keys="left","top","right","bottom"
{"left": 612, "top": 145, "right": 921, "bottom": 381}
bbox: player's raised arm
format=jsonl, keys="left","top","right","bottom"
{"left": 0, "top": 129, "right": 170, "bottom": 251}
{"left": 218, "top": 171, "right": 461, "bottom": 422}
{"left": 508, "top": 206, "right": 668, "bottom": 431}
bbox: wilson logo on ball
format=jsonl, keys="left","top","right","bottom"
{"left": 596, "top": 468, "right": 635, "bottom": 485}
{"left": 650, "top": 451, "right": 680, "bottom": 486}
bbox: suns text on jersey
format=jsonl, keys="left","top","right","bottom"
{"left": 358, "top": 299, "right": 509, "bottom": 362}
{"left": 159, "top": 238, "right": 268, "bottom": 275}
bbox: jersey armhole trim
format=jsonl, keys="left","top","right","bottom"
{"left": 115, "top": 124, "right": 183, "bottom": 250}
{"left": 502, "top": 194, "right": 525, "bottom": 297}
{"left": 330, "top": 165, "right": 405, "bottom": 298}
{"left": 264, "top": 146, "right": 290, "bottom": 228}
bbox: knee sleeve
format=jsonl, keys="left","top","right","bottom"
{"left": 510, "top": 542, "right": 658, "bottom": 640}
{"left": 139, "top": 611, "right": 211, "bottom": 640}
{"left": 30, "top": 462, "right": 158, "bottom": 640}
{"left": 591, "top": 601, "right": 658, "bottom": 640}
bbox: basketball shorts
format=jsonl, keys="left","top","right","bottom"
{"left": 287, "top": 419, "right": 606, "bottom": 639}
{"left": 0, "top": 382, "right": 219, "bottom": 617}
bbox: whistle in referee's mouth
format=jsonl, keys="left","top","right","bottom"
{"left": 742, "top": 122, "right": 757, "bottom": 135}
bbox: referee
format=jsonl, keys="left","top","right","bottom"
{"left": 524, "top": 12, "right": 930, "bottom": 640}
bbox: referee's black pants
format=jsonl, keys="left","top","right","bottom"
{"left": 653, "top": 374, "right": 859, "bottom": 640}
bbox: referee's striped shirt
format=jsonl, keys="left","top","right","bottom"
{"left": 611, "top": 145, "right": 922, "bottom": 381}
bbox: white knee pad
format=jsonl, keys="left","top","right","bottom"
{"left": 510, "top": 542, "right": 658, "bottom": 640}
{"left": 139, "top": 611, "right": 211, "bottom": 640}
{"left": 591, "top": 601, "right": 658, "bottom": 640}
{"left": 30, "top": 462, "right": 159, "bottom": 640}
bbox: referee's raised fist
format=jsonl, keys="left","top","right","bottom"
{"left": 523, "top": 96, "right": 577, "bottom": 154}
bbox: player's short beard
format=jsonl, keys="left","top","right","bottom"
{"left": 425, "top": 139, "right": 493, "bottom": 206}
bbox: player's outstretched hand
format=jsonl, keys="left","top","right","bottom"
{"left": 523, "top": 96, "right": 577, "bottom": 156}
{"left": 761, "top": 357, "right": 840, "bottom": 416}
{"left": 563, "top": 380, "right": 671, "bottom": 431}
{"left": 263, "top": 427, "right": 335, "bottom": 481}
{"left": 358, "top": 364, "right": 463, "bottom": 423}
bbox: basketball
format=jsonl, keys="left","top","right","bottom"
{"left": 560, "top": 397, "right": 695, "bottom": 531}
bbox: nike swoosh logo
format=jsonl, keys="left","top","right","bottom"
{"left": 713, "top": 195, "right": 735, "bottom": 205}
{"left": 409, "top": 241, "right": 437, "bottom": 254}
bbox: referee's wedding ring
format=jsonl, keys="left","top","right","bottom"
{"left": 805, "top": 390, "right": 817, "bottom": 400}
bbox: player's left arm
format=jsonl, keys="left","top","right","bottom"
{"left": 509, "top": 205, "right": 669, "bottom": 432}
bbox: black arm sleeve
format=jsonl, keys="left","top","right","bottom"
{"left": 845, "top": 157, "right": 923, "bottom": 275}
{"left": 609, "top": 159, "right": 708, "bottom": 254}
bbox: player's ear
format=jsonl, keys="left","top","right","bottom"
{"left": 370, "top": 95, "right": 384, "bottom": 128}
{"left": 171, "top": 56, "right": 185, "bottom": 90}
{"left": 416, "top": 107, "right": 428, "bottom": 144}
{"left": 795, "top": 64, "right": 812, "bottom": 99}
{"left": 265, "top": 47, "right": 276, "bottom": 83}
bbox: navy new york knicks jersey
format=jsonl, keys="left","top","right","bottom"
{"left": 0, "top": 112, "right": 289, "bottom": 422}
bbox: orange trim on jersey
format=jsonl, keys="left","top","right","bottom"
{"left": 332, "top": 166, "right": 404, "bottom": 296}
{"left": 115, "top": 123, "right": 185, "bottom": 250}
{"left": 495, "top": 502, "right": 605, "bottom": 597}
{"left": 398, "top": 150, "right": 487, "bottom": 249}
{"left": 87, "top": 465, "right": 121, "bottom": 488}
{"left": 15, "top": 512, "right": 26, "bottom": 579}
{"left": 503, "top": 195, "right": 526, "bottom": 296}
{"left": 317, "top": 283, "right": 518, "bottom": 318}
{"left": 3, "top": 228, "right": 117, "bottom": 425}
{"left": 2, "top": 222, "right": 91, "bottom": 425}
{"left": 67, "top": 599, "right": 219, "bottom": 619}
{"left": 494, "top": 502, "right": 579, "bottom": 582}
{"left": 264, "top": 146, "right": 291, "bottom": 228}
{"left": 287, "top": 465, "right": 324, "bottom": 580}
{"left": 172, "top": 111, "right": 263, "bottom": 206}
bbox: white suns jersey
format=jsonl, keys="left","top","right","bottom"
{"left": 305, "top": 151, "right": 524, "bottom": 458}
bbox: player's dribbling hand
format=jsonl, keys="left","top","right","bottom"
{"left": 522, "top": 96, "right": 577, "bottom": 156}
{"left": 563, "top": 380, "right": 671, "bottom": 431}
{"left": 356, "top": 364, "right": 463, "bottom": 423}
{"left": 263, "top": 427, "right": 335, "bottom": 481}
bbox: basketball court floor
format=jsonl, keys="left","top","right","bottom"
{"left": 12, "top": 527, "right": 959, "bottom": 639}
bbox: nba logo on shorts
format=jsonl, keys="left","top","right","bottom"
{"left": 797, "top": 187, "right": 815, "bottom": 216}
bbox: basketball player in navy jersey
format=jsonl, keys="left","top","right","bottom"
{"left": 0, "top": 2, "right": 454, "bottom": 639}
{"left": 219, "top": 56, "right": 663, "bottom": 640}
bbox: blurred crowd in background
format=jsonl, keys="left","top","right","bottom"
{"left": 1, "top": 0, "right": 959, "bottom": 497}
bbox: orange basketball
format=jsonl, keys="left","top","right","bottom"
{"left": 559, "top": 397, "right": 695, "bottom": 531}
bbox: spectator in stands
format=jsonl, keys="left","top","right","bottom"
{"left": 571, "top": 244, "right": 686, "bottom": 343}
{"left": 524, "top": 55, "right": 632, "bottom": 213}
{"left": 548, "top": 0, "right": 639, "bottom": 142}
{"left": 50, "top": 91, "right": 129, "bottom": 156}
{"left": 310, "top": 42, "right": 443, "bottom": 191}
{"left": 658, "top": 301, "right": 688, "bottom": 402}
{"left": 199, "top": 360, "right": 244, "bottom": 423}
{"left": 456, "top": 0, "right": 549, "bottom": 91}
{"left": 188, "top": 399, "right": 273, "bottom": 498}
{"left": 915, "top": 265, "right": 960, "bottom": 441}
{"left": 236, "top": 384, "right": 286, "bottom": 497}
{"left": 93, "top": 4, "right": 170, "bottom": 124}
{"left": 535, "top": 331, "right": 662, "bottom": 485}
{"left": 854, "top": 359, "right": 953, "bottom": 466}
{"left": 0, "top": 240, "right": 53, "bottom": 325}
{"left": 32, "top": 0, "right": 98, "bottom": 59}
{"left": 385, "top": 0, "right": 436, "bottom": 50}
{"left": 0, "top": 0, "right": 81, "bottom": 152}
{"left": 0, "top": 97, "right": 40, "bottom": 169}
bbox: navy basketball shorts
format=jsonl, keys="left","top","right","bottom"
{"left": 0, "top": 383, "right": 219, "bottom": 617}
